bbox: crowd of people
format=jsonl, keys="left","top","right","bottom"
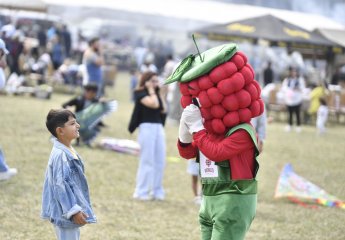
{"left": 0, "top": 17, "right": 175, "bottom": 99}
{"left": 260, "top": 62, "right": 345, "bottom": 134}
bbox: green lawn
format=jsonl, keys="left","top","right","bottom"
{"left": 0, "top": 72, "right": 344, "bottom": 240}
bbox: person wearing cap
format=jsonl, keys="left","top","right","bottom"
{"left": 166, "top": 43, "right": 264, "bottom": 240}
{"left": 0, "top": 38, "right": 17, "bottom": 181}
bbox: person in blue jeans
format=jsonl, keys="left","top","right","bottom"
{"left": 41, "top": 109, "right": 96, "bottom": 240}
{"left": 0, "top": 147, "right": 17, "bottom": 181}
{"left": 0, "top": 38, "right": 17, "bottom": 181}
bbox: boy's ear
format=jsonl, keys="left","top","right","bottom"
{"left": 56, "top": 127, "right": 64, "bottom": 136}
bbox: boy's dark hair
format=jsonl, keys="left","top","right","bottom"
{"left": 46, "top": 109, "right": 76, "bottom": 137}
{"left": 84, "top": 83, "right": 98, "bottom": 92}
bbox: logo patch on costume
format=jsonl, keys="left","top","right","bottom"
{"left": 200, "top": 151, "right": 218, "bottom": 178}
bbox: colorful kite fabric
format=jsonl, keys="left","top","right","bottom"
{"left": 98, "top": 138, "right": 140, "bottom": 156}
{"left": 76, "top": 100, "right": 118, "bottom": 143}
{"left": 275, "top": 163, "right": 345, "bottom": 209}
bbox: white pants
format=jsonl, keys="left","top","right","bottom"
{"left": 134, "top": 123, "right": 166, "bottom": 199}
{"left": 316, "top": 119, "right": 326, "bottom": 134}
{"left": 54, "top": 226, "right": 80, "bottom": 240}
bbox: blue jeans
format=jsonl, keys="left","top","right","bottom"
{"left": 0, "top": 148, "right": 9, "bottom": 172}
{"left": 134, "top": 123, "right": 166, "bottom": 199}
{"left": 54, "top": 225, "right": 80, "bottom": 240}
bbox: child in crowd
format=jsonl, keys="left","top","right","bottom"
{"left": 316, "top": 98, "right": 329, "bottom": 135}
{"left": 62, "top": 83, "right": 105, "bottom": 145}
{"left": 41, "top": 109, "right": 96, "bottom": 240}
{"left": 187, "top": 159, "right": 202, "bottom": 204}
{"left": 62, "top": 83, "right": 99, "bottom": 112}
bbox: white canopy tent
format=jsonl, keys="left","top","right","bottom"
{"left": 0, "top": 0, "right": 47, "bottom": 12}
{"left": 316, "top": 28, "right": 345, "bottom": 48}
{"left": 42, "top": 0, "right": 344, "bottom": 31}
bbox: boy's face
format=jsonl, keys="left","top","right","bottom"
{"left": 56, "top": 116, "right": 80, "bottom": 141}
{"left": 84, "top": 90, "right": 97, "bottom": 100}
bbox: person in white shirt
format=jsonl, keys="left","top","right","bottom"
{"left": 316, "top": 98, "right": 328, "bottom": 135}
{"left": 281, "top": 67, "right": 305, "bottom": 132}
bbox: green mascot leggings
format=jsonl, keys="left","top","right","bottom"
{"left": 199, "top": 193, "right": 257, "bottom": 240}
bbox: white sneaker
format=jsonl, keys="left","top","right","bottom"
{"left": 154, "top": 195, "right": 165, "bottom": 201}
{"left": 133, "top": 194, "right": 153, "bottom": 201}
{"left": 295, "top": 127, "right": 302, "bottom": 133}
{"left": 284, "top": 125, "right": 292, "bottom": 132}
{"left": 0, "top": 168, "right": 17, "bottom": 181}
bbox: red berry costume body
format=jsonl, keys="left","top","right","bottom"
{"left": 167, "top": 45, "right": 264, "bottom": 240}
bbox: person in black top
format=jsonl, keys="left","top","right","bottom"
{"left": 129, "top": 71, "right": 167, "bottom": 201}
{"left": 62, "top": 83, "right": 99, "bottom": 112}
{"left": 263, "top": 61, "right": 274, "bottom": 86}
{"left": 331, "top": 67, "right": 343, "bottom": 86}
{"left": 62, "top": 83, "right": 104, "bottom": 145}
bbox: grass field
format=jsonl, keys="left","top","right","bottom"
{"left": 0, "top": 72, "right": 344, "bottom": 240}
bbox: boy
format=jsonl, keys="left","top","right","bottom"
{"left": 62, "top": 83, "right": 106, "bottom": 145}
{"left": 62, "top": 83, "right": 99, "bottom": 112}
{"left": 42, "top": 109, "right": 96, "bottom": 240}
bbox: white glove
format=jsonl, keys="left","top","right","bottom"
{"left": 181, "top": 104, "right": 205, "bottom": 134}
{"left": 178, "top": 119, "right": 192, "bottom": 143}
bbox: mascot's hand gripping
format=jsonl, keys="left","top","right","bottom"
{"left": 178, "top": 118, "right": 192, "bottom": 143}
{"left": 181, "top": 104, "right": 205, "bottom": 134}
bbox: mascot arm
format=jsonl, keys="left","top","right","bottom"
{"left": 177, "top": 140, "right": 198, "bottom": 159}
{"left": 193, "top": 129, "right": 253, "bottom": 161}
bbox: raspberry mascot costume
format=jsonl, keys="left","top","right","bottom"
{"left": 165, "top": 42, "right": 264, "bottom": 240}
